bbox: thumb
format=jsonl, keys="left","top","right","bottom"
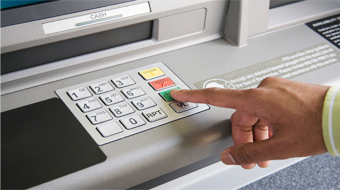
{"left": 220, "top": 137, "right": 285, "bottom": 167}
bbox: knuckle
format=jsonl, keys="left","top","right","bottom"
{"left": 254, "top": 124, "right": 269, "bottom": 132}
{"left": 230, "top": 112, "right": 237, "bottom": 122}
{"left": 258, "top": 76, "right": 279, "bottom": 87}
{"left": 244, "top": 88, "right": 260, "bottom": 96}
{"left": 230, "top": 110, "right": 245, "bottom": 123}
{"left": 204, "top": 87, "right": 221, "bottom": 95}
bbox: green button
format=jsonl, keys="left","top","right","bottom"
{"left": 159, "top": 87, "right": 180, "bottom": 102}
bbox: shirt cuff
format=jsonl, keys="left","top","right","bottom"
{"left": 322, "top": 85, "right": 340, "bottom": 156}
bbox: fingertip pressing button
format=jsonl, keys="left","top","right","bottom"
{"left": 159, "top": 87, "right": 180, "bottom": 102}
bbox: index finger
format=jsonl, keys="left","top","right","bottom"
{"left": 170, "top": 88, "right": 256, "bottom": 112}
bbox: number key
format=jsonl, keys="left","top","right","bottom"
{"left": 121, "top": 86, "right": 145, "bottom": 99}
{"left": 112, "top": 75, "right": 135, "bottom": 88}
{"left": 131, "top": 97, "right": 156, "bottom": 110}
{"left": 86, "top": 110, "right": 112, "bottom": 125}
{"left": 109, "top": 103, "right": 135, "bottom": 117}
{"left": 67, "top": 87, "right": 92, "bottom": 101}
{"left": 99, "top": 92, "right": 124, "bottom": 106}
{"left": 77, "top": 98, "right": 102, "bottom": 112}
{"left": 120, "top": 115, "right": 146, "bottom": 129}
{"left": 90, "top": 81, "right": 114, "bottom": 94}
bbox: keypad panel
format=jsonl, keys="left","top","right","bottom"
{"left": 56, "top": 62, "right": 210, "bottom": 145}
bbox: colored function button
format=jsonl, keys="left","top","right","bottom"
{"left": 139, "top": 67, "right": 165, "bottom": 80}
{"left": 159, "top": 87, "right": 180, "bottom": 102}
{"left": 149, "top": 77, "right": 175, "bottom": 91}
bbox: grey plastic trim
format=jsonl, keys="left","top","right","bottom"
{"left": 224, "top": 0, "right": 249, "bottom": 46}
{"left": 1, "top": 0, "right": 135, "bottom": 27}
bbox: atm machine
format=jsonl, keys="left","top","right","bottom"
{"left": 2, "top": 0, "right": 340, "bottom": 189}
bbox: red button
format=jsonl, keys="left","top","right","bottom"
{"left": 149, "top": 77, "right": 175, "bottom": 90}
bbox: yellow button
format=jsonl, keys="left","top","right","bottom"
{"left": 139, "top": 67, "right": 165, "bottom": 80}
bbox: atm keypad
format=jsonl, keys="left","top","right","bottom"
{"left": 56, "top": 62, "right": 209, "bottom": 145}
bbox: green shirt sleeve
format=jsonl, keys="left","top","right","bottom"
{"left": 322, "top": 85, "right": 340, "bottom": 156}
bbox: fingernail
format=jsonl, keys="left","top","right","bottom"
{"left": 221, "top": 151, "right": 237, "bottom": 165}
{"left": 170, "top": 89, "right": 180, "bottom": 95}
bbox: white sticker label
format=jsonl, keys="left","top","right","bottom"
{"left": 43, "top": 2, "right": 150, "bottom": 34}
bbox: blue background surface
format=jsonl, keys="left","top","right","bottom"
{"left": 1, "top": 0, "right": 49, "bottom": 9}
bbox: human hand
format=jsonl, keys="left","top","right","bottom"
{"left": 170, "top": 77, "right": 330, "bottom": 169}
